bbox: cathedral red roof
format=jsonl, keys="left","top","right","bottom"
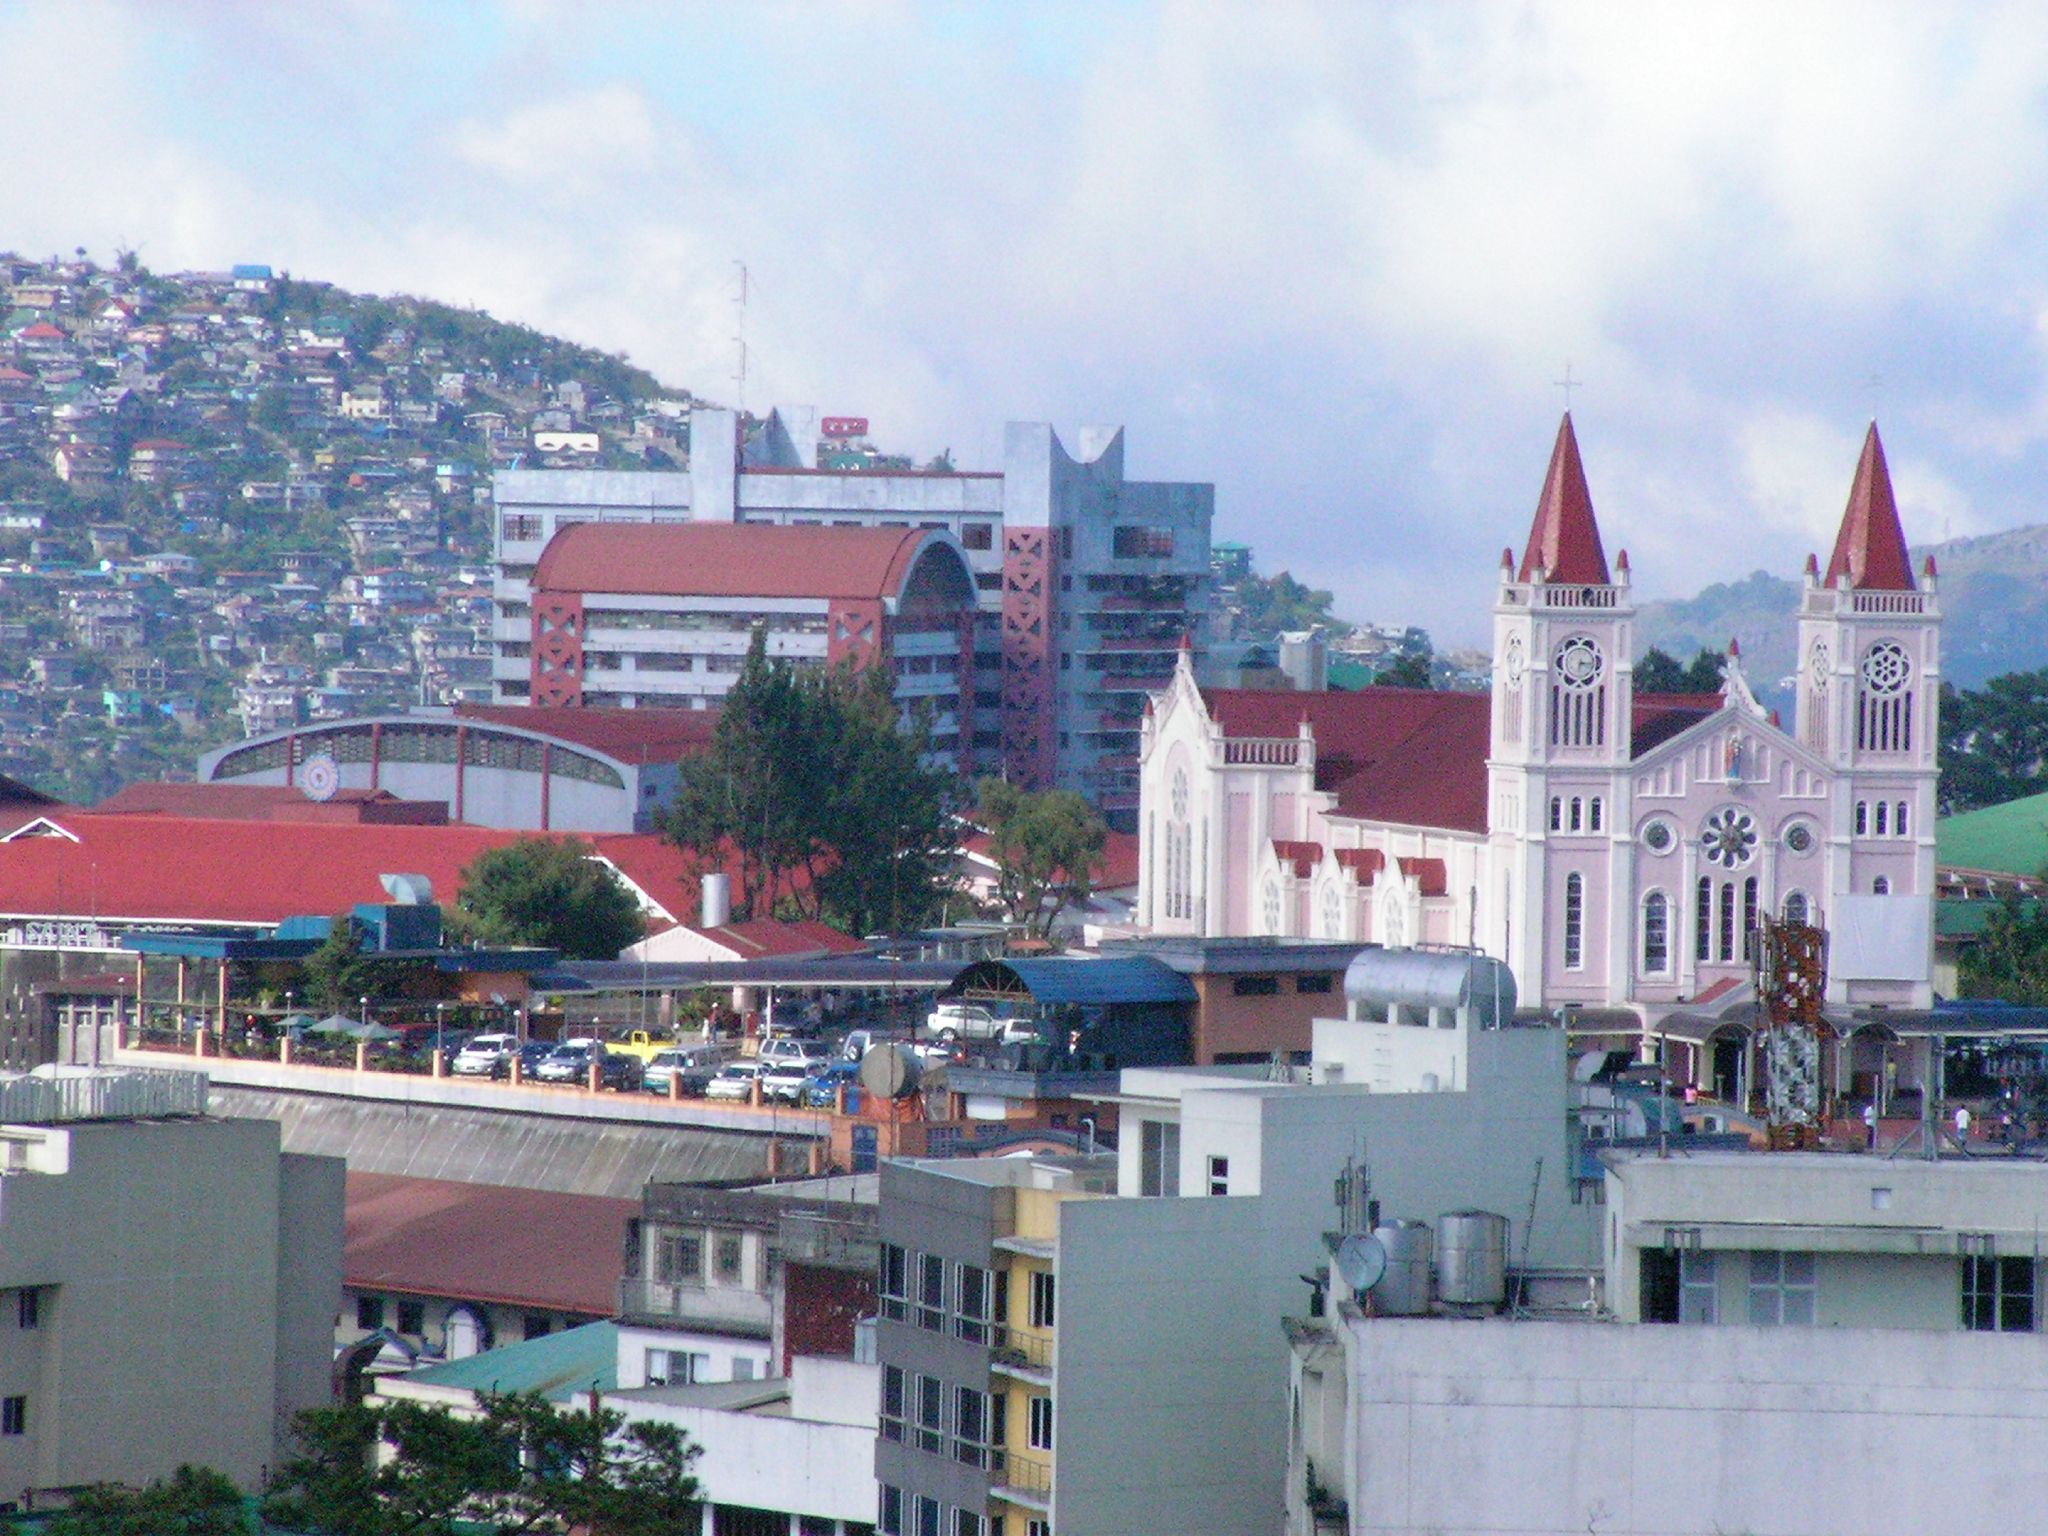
{"left": 1518, "top": 413, "right": 1611, "bottom": 585}
{"left": 1822, "top": 423, "right": 1915, "bottom": 592}
{"left": 1202, "top": 684, "right": 1727, "bottom": 837}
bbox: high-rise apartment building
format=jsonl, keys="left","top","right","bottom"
{"left": 492, "top": 408, "right": 1211, "bottom": 823}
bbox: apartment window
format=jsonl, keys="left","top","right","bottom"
{"left": 1029, "top": 1270, "right": 1057, "bottom": 1330}
{"left": 954, "top": 1513, "right": 985, "bottom": 1536}
{"left": 1641, "top": 892, "right": 1669, "bottom": 974}
{"left": 915, "top": 1498, "right": 942, "bottom": 1536}
{"left": 17, "top": 1289, "right": 37, "bottom": 1330}
{"left": 714, "top": 1233, "right": 745, "bottom": 1286}
{"left": 1746, "top": 1250, "right": 1816, "bottom": 1326}
{"left": 1207, "top": 1155, "right": 1230, "bottom": 1196}
{"left": 1679, "top": 1251, "right": 1718, "bottom": 1325}
{"left": 646, "top": 1349, "right": 705, "bottom": 1386}
{"left": 355, "top": 1296, "right": 385, "bottom": 1330}
{"left": 913, "top": 1372, "right": 944, "bottom": 1454}
{"left": 961, "top": 523, "right": 994, "bottom": 551}
{"left": 1028, "top": 1522, "right": 1051, "bottom": 1536}
{"left": 880, "top": 1243, "right": 908, "bottom": 1320}
{"left": 881, "top": 1365, "right": 906, "bottom": 1441}
{"left": 1231, "top": 975, "right": 1279, "bottom": 996}
{"left": 1140, "top": 1119, "right": 1180, "bottom": 1197}
{"left": 956, "top": 1263, "right": 993, "bottom": 1344}
{"left": 396, "top": 1300, "right": 425, "bottom": 1335}
{"left": 1112, "top": 525, "right": 1174, "bottom": 559}
{"left": 917, "top": 1253, "right": 947, "bottom": 1330}
{"left": 954, "top": 1386, "right": 991, "bottom": 1466}
{"left": 1963, "top": 1256, "right": 2037, "bottom": 1333}
{"left": 523, "top": 1313, "right": 553, "bottom": 1341}
{"left": 658, "top": 1231, "right": 704, "bottom": 1286}
{"left": 1562, "top": 873, "right": 1584, "bottom": 969}
{"left": 1027, "top": 1394, "right": 1054, "bottom": 1451}
{"left": 880, "top": 1485, "right": 903, "bottom": 1535}
{"left": 1296, "top": 973, "right": 1334, "bottom": 994}
{"left": 1, "top": 1396, "right": 23, "bottom": 1436}
{"left": 500, "top": 513, "right": 542, "bottom": 542}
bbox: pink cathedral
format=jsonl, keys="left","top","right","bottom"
{"left": 1138, "top": 416, "right": 1938, "bottom": 1061}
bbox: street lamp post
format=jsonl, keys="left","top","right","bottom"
{"left": 436, "top": 1002, "right": 446, "bottom": 1062}
{"left": 360, "top": 995, "right": 369, "bottom": 1030}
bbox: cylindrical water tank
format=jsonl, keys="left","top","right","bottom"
{"left": 1436, "top": 1210, "right": 1509, "bottom": 1308}
{"left": 1371, "top": 1219, "right": 1433, "bottom": 1315}
{"left": 701, "top": 872, "right": 732, "bottom": 928}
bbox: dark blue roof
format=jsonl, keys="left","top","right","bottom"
{"left": 953, "top": 956, "right": 1197, "bottom": 1006}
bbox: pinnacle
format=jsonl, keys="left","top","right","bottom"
{"left": 1517, "top": 413, "right": 1611, "bottom": 585}
{"left": 1822, "top": 422, "right": 1915, "bottom": 591}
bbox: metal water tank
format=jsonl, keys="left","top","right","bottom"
{"left": 1436, "top": 1210, "right": 1509, "bottom": 1308}
{"left": 1371, "top": 1220, "right": 1433, "bottom": 1315}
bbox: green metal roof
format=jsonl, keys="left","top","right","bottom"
{"left": 1937, "top": 790, "right": 2048, "bottom": 879}
{"left": 398, "top": 1320, "right": 618, "bottom": 1401}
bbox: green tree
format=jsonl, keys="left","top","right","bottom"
{"left": 1940, "top": 670, "right": 2048, "bottom": 815}
{"left": 1235, "top": 570, "right": 1352, "bottom": 638}
{"left": 456, "top": 838, "right": 645, "bottom": 959}
{"left": 48, "top": 1465, "right": 244, "bottom": 1536}
{"left": 664, "top": 629, "right": 959, "bottom": 933}
{"left": 976, "top": 778, "right": 1110, "bottom": 937}
{"left": 264, "top": 1390, "right": 702, "bottom": 1536}
{"left": 300, "top": 917, "right": 417, "bottom": 1013}
{"left": 1634, "top": 646, "right": 1724, "bottom": 695}
{"left": 1373, "top": 652, "right": 1433, "bottom": 689}
{"left": 1958, "top": 894, "right": 2048, "bottom": 1005}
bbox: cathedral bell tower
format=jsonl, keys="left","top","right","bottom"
{"left": 1794, "top": 423, "right": 1939, "bottom": 991}
{"left": 1487, "top": 414, "right": 1634, "bottom": 1001}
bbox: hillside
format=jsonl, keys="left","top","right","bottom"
{"left": 1633, "top": 524, "right": 2048, "bottom": 705}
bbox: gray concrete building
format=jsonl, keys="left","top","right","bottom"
{"left": 0, "top": 1068, "right": 343, "bottom": 1504}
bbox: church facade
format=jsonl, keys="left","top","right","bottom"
{"left": 1136, "top": 416, "right": 1939, "bottom": 1038}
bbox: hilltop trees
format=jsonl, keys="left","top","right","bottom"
{"left": 1634, "top": 646, "right": 1725, "bottom": 695}
{"left": 663, "top": 630, "right": 959, "bottom": 935}
{"left": 1940, "top": 670, "right": 2048, "bottom": 815}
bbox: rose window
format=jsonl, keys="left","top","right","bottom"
{"left": 1861, "top": 641, "right": 1910, "bottom": 696}
{"left": 1642, "top": 819, "right": 1674, "bottom": 854}
{"left": 1784, "top": 822, "right": 1815, "bottom": 854}
{"left": 1700, "top": 808, "right": 1759, "bottom": 868}
{"left": 1554, "top": 636, "right": 1604, "bottom": 689}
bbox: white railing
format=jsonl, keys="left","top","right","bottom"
{"left": 1530, "top": 584, "right": 1619, "bottom": 609}
{"left": 1223, "top": 738, "right": 1303, "bottom": 766}
{"left": 1851, "top": 590, "right": 1929, "bottom": 615}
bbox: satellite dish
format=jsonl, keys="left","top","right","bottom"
{"left": 300, "top": 752, "right": 340, "bottom": 802}
{"left": 1336, "top": 1234, "right": 1388, "bottom": 1293}
{"left": 859, "top": 1043, "right": 922, "bottom": 1100}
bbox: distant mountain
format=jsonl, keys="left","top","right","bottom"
{"left": 1633, "top": 524, "right": 2048, "bottom": 707}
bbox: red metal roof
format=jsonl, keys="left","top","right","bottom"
{"left": 1397, "top": 856, "right": 1449, "bottom": 896}
{"left": 95, "top": 782, "right": 449, "bottom": 825}
{"left": 1272, "top": 839, "right": 1323, "bottom": 877}
{"left": 345, "top": 1172, "right": 633, "bottom": 1315}
{"left": 452, "top": 703, "right": 720, "bottom": 764}
{"left": 0, "top": 813, "right": 695, "bottom": 928}
{"left": 1630, "top": 693, "right": 1722, "bottom": 756}
{"left": 532, "top": 522, "right": 945, "bottom": 601}
{"left": 1518, "top": 413, "right": 1611, "bottom": 585}
{"left": 1822, "top": 422, "right": 1915, "bottom": 592}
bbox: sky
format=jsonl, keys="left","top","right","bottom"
{"left": 7, "top": 0, "right": 2048, "bottom": 645}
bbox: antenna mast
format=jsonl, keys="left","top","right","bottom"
{"left": 732, "top": 260, "right": 750, "bottom": 412}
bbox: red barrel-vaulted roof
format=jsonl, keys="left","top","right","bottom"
{"left": 1517, "top": 413, "right": 1611, "bottom": 585}
{"left": 532, "top": 522, "right": 950, "bottom": 601}
{"left": 1822, "top": 422, "right": 1915, "bottom": 592}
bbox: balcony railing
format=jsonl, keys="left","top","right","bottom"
{"left": 996, "top": 1452, "right": 1052, "bottom": 1498}
{"left": 617, "top": 1277, "right": 772, "bottom": 1332}
{"left": 992, "top": 1325, "right": 1053, "bottom": 1372}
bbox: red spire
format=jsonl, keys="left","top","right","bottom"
{"left": 1822, "top": 423, "right": 1915, "bottom": 591}
{"left": 1517, "top": 413, "right": 1610, "bottom": 584}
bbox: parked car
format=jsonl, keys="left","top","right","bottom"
{"left": 759, "top": 1037, "right": 833, "bottom": 1072}
{"left": 643, "top": 1044, "right": 729, "bottom": 1096}
{"left": 761, "top": 1058, "right": 822, "bottom": 1103}
{"left": 800, "top": 1059, "right": 861, "bottom": 1108}
{"left": 925, "top": 1003, "right": 1038, "bottom": 1043}
{"left": 514, "top": 1039, "right": 557, "bottom": 1078}
{"left": 705, "top": 1061, "right": 765, "bottom": 1102}
{"left": 450, "top": 1032, "right": 519, "bottom": 1077}
{"left": 534, "top": 1039, "right": 603, "bottom": 1083}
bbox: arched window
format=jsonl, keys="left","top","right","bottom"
{"left": 1742, "top": 877, "right": 1759, "bottom": 960}
{"left": 1549, "top": 797, "right": 1563, "bottom": 832}
{"left": 1855, "top": 801, "right": 1869, "bottom": 836}
{"left": 1589, "top": 798, "right": 1604, "bottom": 832}
{"left": 1642, "top": 892, "right": 1670, "bottom": 974}
{"left": 1695, "top": 876, "right": 1713, "bottom": 962}
{"left": 1261, "top": 877, "right": 1283, "bottom": 935}
{"left": 1856, "top": 640, "right": 1913, "bottom": 753}
{"left": 1874, "top": 876, "right": 1891, "bottom": 896}
{"left": 1783, "top": 890, "right": 1810, "bottom": 926}
{"left": 1874, "top": 801, "right": 1888, "bottom": 836}
{"left": 1563, "top": 874, "right": 1585, "bottom": 970}
{"left": 1569, "top": 797, "right": 1584, "bottom": 833}
{"left": 1717, "top": 881, "right": 1736, "bottom": 962}
{"left": 1895, "top": 800, "right": 1910, "bottom": 837}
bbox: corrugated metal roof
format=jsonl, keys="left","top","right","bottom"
{"left": 397, "top": 1319, "right": 619, "bottom": 1399}
{"left": 532, "top": 521, "right": 956, "bottom": 601}
{"left": 953, "top": 955, "right": 1197, "bottom": 1005}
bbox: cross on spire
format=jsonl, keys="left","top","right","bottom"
{"left": 1554, "top": 361, "right": 1582, "bottom": 412}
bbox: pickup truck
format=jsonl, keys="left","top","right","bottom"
{"left": 606, "top": 1029, "right": 692, "bottom": 1065}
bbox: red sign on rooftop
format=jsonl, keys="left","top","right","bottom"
{"left": 820, "top": 416, "right": 869, "bottom": 439}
